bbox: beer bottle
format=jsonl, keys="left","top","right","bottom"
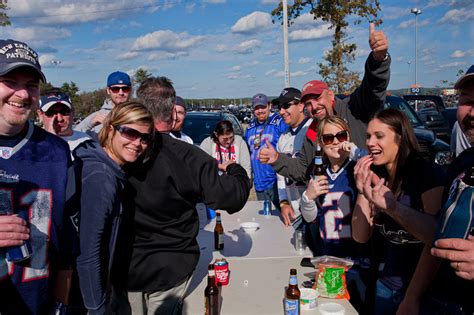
{"left": 284, "top": 268, "right": 301, "bottom": 315}
{"left": 313, "top": 144, "right": 324, "bottom": 178}
{"left": 205, "top": 264, "right": 219, "bottom": 315}
{"left": 214, "top": 212, "right": 224, "bottom": 250}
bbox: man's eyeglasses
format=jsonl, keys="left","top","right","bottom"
{"left": 114, "top": 126, "right": 153, "bottom": 144}
{"left": 321, "top": 130, "right": 348, "bottom": 145}
{"left": 109, "top": 86, "right": 131, "bottom": 93}
{"left": 44, "top": 108, "right": 72, "bottom": 117}
{"left": 278, "top": 101, "right": 298, "bottom": 110}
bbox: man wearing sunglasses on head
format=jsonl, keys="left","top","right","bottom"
{"left": 271, "top": 87, "right": 312, "bottom": 227}
{"left": 260, "top": 22, "right": 390, "bottom": 183}
{"left": 244, "top": 93, "right": 288, "bottom": 211}
{"left": 38, "top": 90, "right": 91, "bottom": 158}
{"left": 75, "top": 71, "right": 132, "bottom": 134}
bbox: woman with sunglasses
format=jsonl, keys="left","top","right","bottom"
{"left": 352, "top": 108, "right": 445, "bottom": 315}
{"left": 200, "top": 120, "right": 251, "bottom": 179}
{"left": 300, "top": 116, "right": 370, "bottom": 313}
{"left": 74, "top": 101, "right": 154, "bottom": 315}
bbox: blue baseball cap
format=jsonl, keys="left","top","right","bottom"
{"left": 0, "top": 39, "right": 46, "bottom": 82}
{"left": 39, "top": 93, "right": 72, "bottom": 112}
{"left": 251, "top": 93, "right": 269, "bottom": 107}
{"left": 454, "top": 65, "right": 474, "bottom": 89}
{"left": 107, "top": 71, "right": 131, "bottom": 87}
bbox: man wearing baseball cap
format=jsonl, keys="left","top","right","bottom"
{"left": 38, "top": 89, "right": 91, "bottom": 156}
{"left": 260, "top": 22, "right": 391, "bottom": 183}
{"left": 272, "top": 87, "right": 312, "bottom": 226}
{"left": 75, "top": 70, "right": 132, "bottom": 134}
{"left": 244, "top": 93, "right": 288, "bottom": 210}
{"left": 0, "top": 39, "right": 77, "bottom": 313}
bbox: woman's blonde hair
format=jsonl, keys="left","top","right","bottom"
{"left": 316, "top": 115, "right": 352, "bottom": 145}
{"left": 98, "top": 101, "right": 154, "bottom": 150}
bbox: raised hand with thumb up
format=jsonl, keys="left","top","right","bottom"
{"left": 369, "top": 22, "right": 389, "bottom": 61}
{"left": 259, "top": 139, "right": 278, "bottom": 164}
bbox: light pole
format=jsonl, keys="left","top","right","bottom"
{"left": 50, "top": 60, "right": 61, "bottom": 85}
{"left": 411, "top": 8, "right": 421, "bottom": 86}
{"left": 407, "top": 60, "right": 412, "bottom": 88}
{"left": 282, "top": 0, "right": 290, "bottom": 87}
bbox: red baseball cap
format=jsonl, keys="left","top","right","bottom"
{"left": 301, "top": 80, "right": 328, "bottom": 102}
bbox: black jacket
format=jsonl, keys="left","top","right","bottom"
{"left": 116, "top": 133, "right": 250, "bottom": 292}
{"left": 272, "top": 52, "right": 391, "bottom": 182}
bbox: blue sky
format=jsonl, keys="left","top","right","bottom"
{"left": 1, "top": 0, "right": 472, "bottom": 98}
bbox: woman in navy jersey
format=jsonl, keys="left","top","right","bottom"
{"left": 74, "top": 102, "right": 154, "bottom": 315}
{"left": 300, "top": 116, "right": 370, "bottom": 313}
{"left": 352, "top": 108, "right": 445, "bottom": 315}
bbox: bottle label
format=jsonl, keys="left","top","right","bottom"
{"left": 284, "top": 298, "right": 299, "bottom": 315}
{"left": 289, "top": 275, "right": 297, "bottom": 285}
{"left": 218, "top": 234, "right": 223, "bottom": 245}
{"left": 314, "top": 156, "right": 323, "bottom": 164}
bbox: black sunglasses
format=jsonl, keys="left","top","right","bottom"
{"left": 109, "top": 86, "right": 131, "bottom": 93}
{"left": 321, "top": 130, "right": 348, "bottom": 145}
{"left": 44, "top": 108, "right": 72, "bottom": 117}
{"left": 114, "top": 126, "right": 153, "bottom": 144}
{"left": 278, "top": 101, "right": 298, "bottom": 111}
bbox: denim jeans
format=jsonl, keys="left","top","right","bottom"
{"left": 374, "top": 279, "right": 405, "bottom": 315}
{"left": 255, "top": 181, "right": 280, "bottom": 211}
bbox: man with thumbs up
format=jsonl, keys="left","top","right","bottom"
{"left": 260, "top": 23, "right": 390, "bottom": 183}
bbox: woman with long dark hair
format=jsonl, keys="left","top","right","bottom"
{"left": 200, "top": 119, "right": 251, "bottom": 178}
{"left": 352, "top": 108, "right": 445, "bottom": 314}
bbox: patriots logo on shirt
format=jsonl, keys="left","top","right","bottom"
{"left": 0, "top": 147, "right": 13, "bottom": 159}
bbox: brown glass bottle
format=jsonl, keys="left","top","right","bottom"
{"left": 313, "top": 144, "right": 324, "bottom": 178}
{"left": 284, "top": 268, "right": 301, "bottom": 315}
{"left": 205, "top": 264, "right": 219, "bottom": 315}
{"left": 214, "top": 212, "right": 224, "bottom": 250}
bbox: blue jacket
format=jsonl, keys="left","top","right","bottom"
{"left": 74, "top": 140, "right": 125, "bottom": 315}
{"left": 244, "top": 113, "right": 288, "bottom": 191}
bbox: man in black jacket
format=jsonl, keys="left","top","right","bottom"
{"left": 259, "top": 23, "right": 391, "bottom": 182}
{"left": 113, "top": 77, "right": 251, "bottom": 315}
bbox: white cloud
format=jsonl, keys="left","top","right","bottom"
{"left": 9, "top": 0, "right": 176, "bottom": 26}
{"left": 289, "top": 24, "right": 332, "bottom": 41}
{"left": 215, "top": 44, "right": 227, "bottom": 53}
{"left": 265, "top": 50, "right": 279, "bottom": 56}
{"left": 148, "top": 51, "right": 189, "bottom": 60}
{"left": 298, "top": 57, "right": 311, "bottom": 64}
{"left": 451, "top": 50, "right": 465, "bottom": 58}
{"left": 355, "top": 49, "right": 371, "bottom": 58}
{"left": 116, "top": 52, "right": 140, "bottom": 61}
{"left": 226, "top": 72, "right": 252, "bottom": 80}
{"left": 399, "top": 18, "right": 430, "bottom": 29}
{"left": 261, "top": 0, "right": 278, "bottom": 4}
{"left": 439, "top": 9, "right": 474, "bottom": 24}
{"left": 5, "top": 27, "right": 71, "bottom": 42}
{"left": 185, "top": 3, "right": 196, "bottom": 13}
{"left": 380, "top": 6, "right": 411, "bottom": 20}
{"left": 203, "top": 0, "right": 226, "bottom": 3}
{"left": 439, "top": 61, "right": 466, "bottom": 68}
{"left": 231, "top": 65, "right": 242, "bottom": 71}
{"left": 233, "top": 39, "right": 261, "bottom": 54}
{"left": 245, "top": 60, "right": 260, "bottom": 66}
{"left": 292, "top": 13, "right": 324, "bottom": 27}
{"left": 231, "top": 11, "right": 273, "bottom": 34}
{"left": 265, "top": 69, "right": 308, "bottom": 77}
{"left": 38, "top": 54, "right": 73, "bottom": 68}
{"left": 131, "top": 30, "right": 205, "bottom": 52}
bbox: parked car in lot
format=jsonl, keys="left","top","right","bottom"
{"left": 182, "top": 111, "right": 243, "bottom": 145}
{"left": 403, "top": 94, "right": 453, "bottom": 144}
{"left": 386, "top": 95, "right": 452, "bottom": 165}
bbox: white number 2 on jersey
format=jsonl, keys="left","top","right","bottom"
{"left": 0, "top": 189, "right": 51, "bottom": 281}
{"left": 321, "top": 192, "right": 352, "bottom": 240}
